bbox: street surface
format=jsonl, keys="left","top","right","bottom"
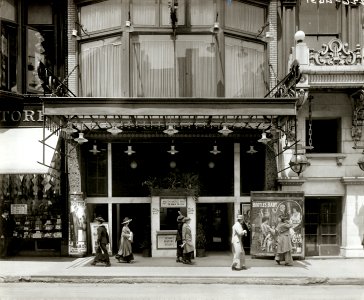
{"left": 0, "top": 283, "right": 364, "bottom": 300}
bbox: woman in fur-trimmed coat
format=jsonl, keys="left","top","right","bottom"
{"left": 181, "top": 217, "right": 194, "bottom": 264}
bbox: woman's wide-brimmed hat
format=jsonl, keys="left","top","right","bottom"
{"left": 95, "top": 216, "right": 105, "bottom": 223}
{"left": 122, "top": 217, "right": 132, "bottom": 224}
{"left": 236, "top": 215, "right": 244, "bottom": 220}
{"left": 183, "top": 216, "right": 191, "bottom": 222}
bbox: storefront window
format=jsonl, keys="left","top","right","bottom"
{"left": 160, "top": 198, "right": 187, "bottom": 230}
{"left": 79, "top": 36, "right": 124, "bottom": 97}
{"left": 131, "top": 35, "right": 217, "bottom": 97}
{"left": 225, "top": 37, "right": 267, "bottom": 97}
{"left": 0, "top": 0, "right": 16, "bottom": 21}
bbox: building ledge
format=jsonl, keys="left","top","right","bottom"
{"left": 277, "top": 178, "right": 306, "bottom": 186}
{"left": 341, "top": 177, "right": 364, "bottom": 185}
{"left": 306, "top": 153, "right": 346, "bottom": 166}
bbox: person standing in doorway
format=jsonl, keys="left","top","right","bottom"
{"left": 231, "top": 215, "right": 247, "bottom": 271}
{"left": 0, "top": 209, "right": 14, "bottom": 258}
{"left": 91, "top": 216, "right": 111, "bottom": 267}
{"left": 176, "top": 213, "right": 185, "bottom": 263}
{"left": 116, "top": 217, "right": 134, "bottom": 263}
{"left": 181, "top": 216, "right": 194, "bottom": 264}
{"left": 274, "top": 215, "right": 293, "bottom": 266}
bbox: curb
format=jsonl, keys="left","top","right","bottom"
{"left": 1, "top": 275, "right": 364, "bottom": 285}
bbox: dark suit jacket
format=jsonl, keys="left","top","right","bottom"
{"left": 97, "top": 225, "right": 109, "bottom": 244}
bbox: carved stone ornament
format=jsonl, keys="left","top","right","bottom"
{"left": 310, "top": 38, "right": 362, "bottom": 66}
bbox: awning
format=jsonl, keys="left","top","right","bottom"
{"left": 43, "top": 97, "right": 298, "bottom": 117}
{"left": 0, "top": 128, "right": 59, "bottom": 174}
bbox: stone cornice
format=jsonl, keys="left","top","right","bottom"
{"left": 341, "top": 177, "right": 364, "bottom": 185}
{"left": 277, "top": 178, "right": 306, "bottom": 186}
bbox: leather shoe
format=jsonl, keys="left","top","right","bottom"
{"left": 275, "top": 260, "right": 280, "bottom": 265}
{"left": 284, "top": 263, "right": 293, "bottom": 266}
{"left": 231, "top": 266, "right": 242, "bottom": 271}
{"left": 91, "top": 262, "right": 96, "bottom": 266}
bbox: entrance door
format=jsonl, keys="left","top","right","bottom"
{"left": 196, "top": 203, "right": 233, "bottom": 251}
{"left": 305, "top": 197, "right": 341, "bottom": 256}
{"left": 112, "top": 203, "right": 151, "bottom": 254}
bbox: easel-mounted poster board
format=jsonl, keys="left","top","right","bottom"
{"left": 250, "top": 191, "right": 305, "bottom": 259}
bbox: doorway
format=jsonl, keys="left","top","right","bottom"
{"left": 305, "top": 197, "right": 342, "bottom": 256}
{"left": 196, "top": 203, "right": 234, "bottom": 252}
{"left": 112, "top": 203, "right": 151, "bottom": 254}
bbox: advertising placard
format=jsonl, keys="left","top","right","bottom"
{"left": 250, "top": 191, "right": 305, "bottom": 259}
{"left": 157, "top": 234, "right": 177, "bottom": 249}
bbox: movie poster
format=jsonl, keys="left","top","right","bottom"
{"left": 69, "top": 193, "right": 87, "bottom": 256}
{"left": 250, "top": 191, "right": 305, "bottom": 258}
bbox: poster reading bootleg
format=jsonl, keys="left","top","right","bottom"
{"left": 250, "top": 191, "right": 305, "bottom": 258}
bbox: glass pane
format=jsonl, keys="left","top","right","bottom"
{"left": 0, "top": 0, "right": 16, "bottom": 21}
{"left": 305, "top": 224, "right": 318, "bottom": 235}
{"left": 305, "top": 213, "right": 319, "bottom": 223}
{"left": 28, "top": 0, "right": 52, "bottom": 24}
{"left": 161, "top": 0, "right": 185, "bottom": 26}
{"left": 175, "top": 36, "right": 217, "bottom": 97}
{"left": 85, "top": 143, "right": 108, "bottom": 196}
{"left": 131, "top": 35, "right": 217, "bottom": 97}
{"left": 80, "top": 0, "right": 122, "bottom": 32}
{"left": 190, "top": 0, "right": 214, "bottom": 26}
{"left": 27, "top": 28, "right": 54, "bottom": 93}
{"left": 132, "top": 0, "right": 156, "bottom": 26}
{"left": 318, "top": 3, "right": 339, "bottom": 34}
{"left": 225, "top": 37, "right": 266, "bottom": 97}
{"left": 225, "top": 1, "right": 265, "bottom": 34}
{"left": 299, "top": 1, "right": 318, "bottom": 34}
{"left": 80, "top": 36, "right": 123, "bottom": 97}
{"left": 321, "top": 235, "right": 337, "bottom": 245}
{"left": 0, "top": 22, "right": 17, "bottom": 92}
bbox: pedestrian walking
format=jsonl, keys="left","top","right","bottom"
{"left": 176, "top": 213, "right": 185, "bottom": 263}
{"left": 0, "top": 208, "right": 14, "bottom": 258}
{"left": 231, "top": 214, "right": 247, "bottom": 271}
{"left": 116, "top": 217, "right": 134, "bottom": 263}
{"left": 91, "top": 216, "right": 111, "bottom": 267}
{"left": 274, "top": 215, "right": 293, "bottom": 266}
{"left": 181, "top": 216, "right": 194, "bottom": 264}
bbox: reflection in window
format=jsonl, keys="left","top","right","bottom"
{"left": 131, "top": 35, "right": 217, "bottom": 97}
{"left": 80, "top": 36, "right": 123, "bottom": 97}
{"left": 0, "top": 22, "right": 17, "bottom": 92}
{"left": 225, "top": 37, "right": 266, "bottom": 97}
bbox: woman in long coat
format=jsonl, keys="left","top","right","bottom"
{"left": 275, "top": 215, "right": 293, "bottom": 266}
{"left": 116, "top": 217, "right": 134, "bottom": 263}
{"left": 181, "top": 216, "right": 194, "bottom": 264}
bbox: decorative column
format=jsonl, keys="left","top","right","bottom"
{"left": 67, "top": 141, "right": 87, "bottom": 256}
{"left": 341, "top": 177, "right": 364, "bottom": 257}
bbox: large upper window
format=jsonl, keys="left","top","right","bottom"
{"left": 225, "top": 37, "right": 267, "bottom": 97}
{"left": 131, "top": 35, "right": 217, "bottom": 97}
{"left": 79, "top": 36, "right": 124, "bottom": 97}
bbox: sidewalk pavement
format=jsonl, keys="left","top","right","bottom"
{"left": 0, "top": 253, "right": 363, "bottom": 285}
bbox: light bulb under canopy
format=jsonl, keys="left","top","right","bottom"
{"left": 163, "top": 125, "right": 179, "bottom": 136}
{"left": 258, "top": 132, "right": 271, "bottom": 144}
{"left": 125, "top": 145, "right": 136, "bottom": 155}
{"left": 210, "top": 145, "right": 221, "bottom": 155}
{"left": 218, "top": 125, "right": 233, "bottom": 136}
{"left": 107, "top": 124, "right": 122, "bottom": 135}
{"left": 246, "top": 145, "right": 258, "bottom": 154}
{"left": 167, "top": 145, "right": 179, "bottom": 155}
{"left": 74, "top": 132, "right": 88, "bottom": 144}
{"left": 89, "top": 144, "right": 101, "bottom": 155}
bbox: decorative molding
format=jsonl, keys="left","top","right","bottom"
{"left": 341, "top": 177, "right": 364, "bottom": 185}
{"left": 308, "top": 74, "right": 364, "bottom": 86}
{"left": 306, "top": 153, "right": 347, "bottom": 166}
{"left": 309, "top": 39, "right": 362, "bottom": 66}
{"left": 277, "top": 178, "right": 306, "bottom": 186}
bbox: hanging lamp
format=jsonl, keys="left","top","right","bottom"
{"left": 74, "top": 132, "right": 88, "bottom": 144}
{"left": 258, "top": 132, "right": 271, "bottom": 144}
{"left": 246, "top": 145, "right": 258, "bottom": 154}
{"left": 218, "top": 125, "right": 233, "bottom": 136}
{"left": 125, "top": 145, "right": 136, "bottom": 155}
{"left": 210, "top": 145, "right": 221, "bottom": 155}
{"left": 167, "top": 145, "right": 179, "bottom": 155}
{"left": 163, "top": 124, "right": 179, "bottom": 136}
{"left": 107, "top": 123, "right": 122, "bottom": 135}
{"left": 62, "top": 122, "right": 77, "bottom": 134}
{"left": 89, "top": 143, "right": 100, "bottom": 155}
